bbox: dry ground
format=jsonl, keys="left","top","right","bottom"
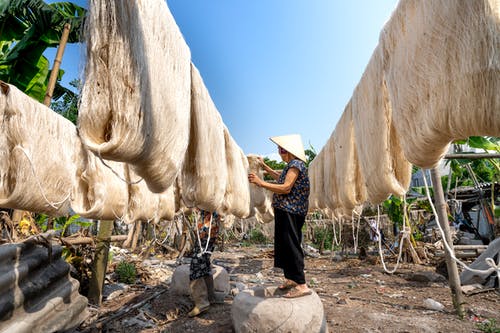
{"left": 75, "top": 244, "right": 500, "bottom": 333}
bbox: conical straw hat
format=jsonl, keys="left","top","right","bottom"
{"left": 269, "top": 134, "right": 307, "bottom": 162}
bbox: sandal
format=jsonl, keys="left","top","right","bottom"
{"left": 283, "top": 288, "right": 312, "bottom": 298}
{"left": 278, "top": 280, "right": 297, "bottom": 290}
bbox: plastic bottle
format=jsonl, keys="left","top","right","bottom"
{"left": 423, "top": 298, "right": 445, "bottom": 311}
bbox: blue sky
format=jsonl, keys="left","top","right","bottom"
{"left": 46, "top": 0, "right": 399, "bottom": 158}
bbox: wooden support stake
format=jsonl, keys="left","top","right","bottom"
{"left": 430, "top": 168, "right": 465, "bottom": 317}
{"left": 88, "top": 220, "right": 113, "bottom": 306}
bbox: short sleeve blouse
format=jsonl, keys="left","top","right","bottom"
{"left": 272, "top": 159, "right": 310, "bottom": 216}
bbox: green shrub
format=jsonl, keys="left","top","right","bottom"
{"left": 312, "top": 226, "right": 334, "bottom": 251}
{"left": 249, "top": 229, "right": 268, "bottom": 244}
{"left": 476, "top": 319, "right": 500, "bottom": 333}
{"left": 115, "top": 260, "right": 137, "bottom": 284}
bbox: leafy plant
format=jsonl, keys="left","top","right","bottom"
{"left": 311, "top": 226, "right": 333, "bottom": 251}
{"left": 0, "top": 0, "right": 86, "bottom": 101}
{"left": 383, "top": 195, "right": 404, "bottom": 227}
{"left": 445, "top": 137, "right": 500, "bottom": 187}
{"left": 57, "top": 214, "right": 93, "bottom": 236}
{"left": 262, "top": 157, "right": 286, "bottom": 180}
{"left": 36, "top": 213, "right": 92, "bottom": 235}
{"left": 476, "top": 318, "right": 500, "bottom": 333}
{"left": 304, "top": 144, "right": 317, "bottom": 166}
{"left": 115, "top": 260, "right": 137, "bottom": 284}
{"left": 249, "top": 228, "right": 268, "bottom": 244}
{"left": 51, "top": 78, "right": 80, "bottom": 124}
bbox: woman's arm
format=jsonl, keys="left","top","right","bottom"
{"left": 248, "top": 167, "right": 299, "bottom": 194}
{"left": 259, "top": 157, "right": 280, "bottom": 181}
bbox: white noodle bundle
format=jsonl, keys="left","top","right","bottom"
{"left": 79, "top": 0, "right": 191, "bottom": 192}
{"left": 0, "top": 83, "right": 76, "bottom": 216}
{"left": 383, "top": 0, "right": 500, "bottom": 168}
{"left": 316, "top": 149, "right": 330, "bottom": 210}
{"left": 221, "top": 214, "right": 236, "bottom": 230}
{"left": 180, "top": 63, "right": 227, "bottom": 211}
{"left": 125, "top": 169, "right": 159, "bottom": 223}
{"left": 220, "top": 127, "right": 251, "bottom": 218}
{"left": 125, "top": 168, "right": 176, "bottom": 223}
{"left": 247, "top": 154, "right": 274, "bottom": 223}
{"left": 71, "top": 151, "right": 128, "bottom": 220}
{"left": 307, "top": 148, "right": 323, "bottom": 211}
{"left": 351, "top": 44, "right": 411, "bottom": 203}
{"left": 322, "top": 134, "right": 340, "bottom": 209}
{"left": 332, "top": 102, "right": 366, "bottom": 210}
{"left": 157, "top": 186, "right": 176, "bottom": 221}
{"left": 254, "top": 197, "right": 274, "bottom": 223}
{"left": 247, "top": 154, "right": 267, "bottom": 209}
{"left": 306, "top": 157, "right": 318, "bottom": 211}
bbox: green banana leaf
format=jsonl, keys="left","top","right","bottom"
{"left": 467, "top": 136, "right": 500, "bottom": 152}
{"left": 0, "top": 0, "right": 86, "bottom": 101}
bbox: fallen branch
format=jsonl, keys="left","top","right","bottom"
{"left": 80, "top": 287, "right": 168, "bottom": 332}
{"left": 61, "top": 235, "right": 128, "bottom": 245}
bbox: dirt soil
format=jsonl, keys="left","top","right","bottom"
{"left": 75, "top": 244, "right": 500, "bottom": 333}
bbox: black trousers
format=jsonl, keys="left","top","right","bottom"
{"left": 274, "top": 208, "right": 306, "bottom": 284}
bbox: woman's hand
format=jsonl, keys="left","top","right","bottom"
{"left": 248, "top": 173, "right": 263, "bottom": 187}
{"left": 257, "top": 156, "right": 266, "bottom": 168}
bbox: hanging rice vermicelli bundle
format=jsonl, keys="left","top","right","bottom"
{"left": 307, "top": 148, "right": 324, "bottom": 211}
{"left": 220, "top": 127, "right": 251, "bottom": 218}
{"left": 322, "top": 134, "right": 340, "bottom": 210}
{"left": 173, "top": 177, "right": 185, "bottom": 214}
{"left": 383, "top": 0, "right": 500, "bottom": 168}
{"left": 180, "top": 63, "right": 227, "bottom": 211}
{"left": 351, "top": 44, "right": 411, "bottom": 204}
{"left": 306, "top": 153, "right": 317, "bottom": 211}
{"left": 125, "top": 168, "right": 160, "bottom": 223}
{"left": 79, "top": 0, "right": 191, "bottom": 192}
{"left": 253, "top": 196, "right": 274, "bottom": 223}
{"left": 71, "top": 150, "right": 128, "bottom": 220}
{"left": 221, "top": 214, "right": 236, "bottom": 230}
{"left": 332, "top": 102, "right": 366, "bottom": 210}
{"left": 125, "top": 168, "right": 176, "bottom": 223}
{"left": 247, "top": 154, "right": 268, "bottom": 209}
{"left": 157, "top": 185, "right": 176, "bottom": 221}
{"left": 0, "top": 82, "right": 76, "bottom": 216}
{"left": 247, "top": 154, "right": 274, "bottom": 223}
{"left": 306, "top": 157, "right": 318, "bottom": 211}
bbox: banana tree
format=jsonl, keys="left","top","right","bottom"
{"left": 448, "top": 136, "right": 500, "bottom": 218}
{"left": 0, "top": 0, "right": 85, "bottom": 102}
{"left": 444, "top": 137, "right": 499, "bottom": 187}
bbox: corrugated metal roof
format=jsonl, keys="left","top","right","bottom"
{"left": 0, "top": 240, "right": 88, "bottom": 333}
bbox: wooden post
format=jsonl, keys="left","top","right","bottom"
{"left": 430, "top": 168, "right": 465, "bottom": 316}
{"left": 130, "top": 220, "right": 142, "bottom": 251}
{"left": 88, "top": 220, "right": 113, "bottom": 306}
{"left": 43, "top": 22, "right": 71, "bottom": 106}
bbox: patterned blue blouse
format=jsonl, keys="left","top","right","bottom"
{"left": 272, "top": 159, "right": 310, "bottom": 216}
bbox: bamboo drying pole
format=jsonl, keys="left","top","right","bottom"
{"left": 444, "top": 153, "right": 500, "bottom": 160}
{"left": 43, "top": 22, "right": 71, "bottom": 106}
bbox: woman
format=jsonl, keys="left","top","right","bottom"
{"left": 248, "top": 134, "right": 312, "bottom": 298}
{"left": 188, "top": 210, "right": 220, "bottom": 317}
